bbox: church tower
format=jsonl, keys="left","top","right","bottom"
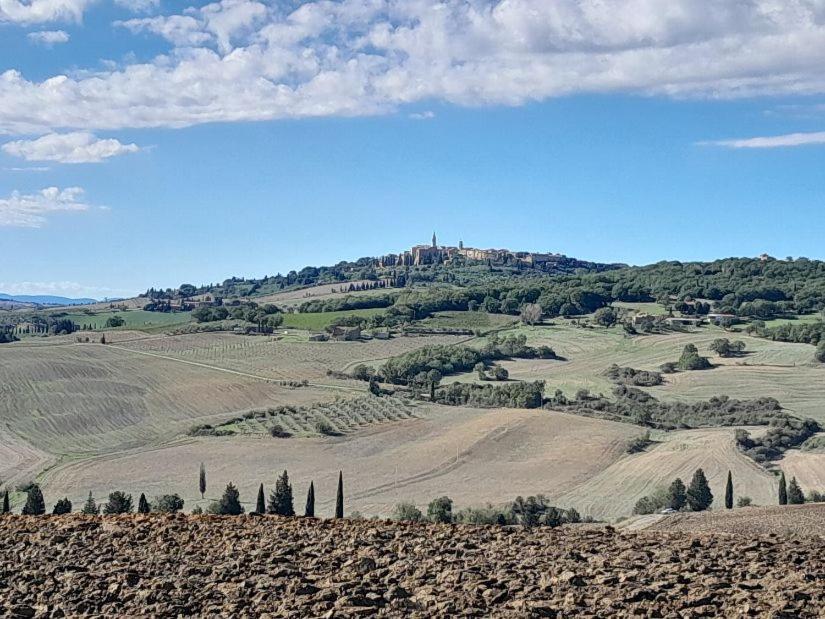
{"left": 432, "top": 231, "right": 437, "bottom": 248}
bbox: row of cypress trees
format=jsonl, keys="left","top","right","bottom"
{"left": 201, "top": 470, "right": 344, "bottom": 517}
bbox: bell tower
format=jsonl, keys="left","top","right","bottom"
{"left": 432, "top": 231, "right": 437, "bottom": 248}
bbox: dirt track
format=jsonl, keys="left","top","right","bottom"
{"left": 1, "top": 515, "right": 824, "bottom": 617}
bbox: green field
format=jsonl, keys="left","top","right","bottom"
{"left": 417, "top": 311, "right": 517, "bottom": 332}
{"left": 757, "top": 314, "right": 823, "bottom": 329}
{"left": 61, "top": 309, "right": 194, "bottom": 333}
{"left": 280, "top": 308, "right": 386, "bottom": 331}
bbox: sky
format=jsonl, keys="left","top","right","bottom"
{"left": 2, "top": 1, "right": 825, "bottom": 299}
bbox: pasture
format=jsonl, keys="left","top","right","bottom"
{"left": 280, "top": 308, "right": 386, "bottom": 331}
{"left": 60, "top": 309, "right": 194, "bottom": 332}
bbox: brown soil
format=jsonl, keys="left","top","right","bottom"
{"left": 1, "top": 515, "right": 823, "bottom": 617}
{"left": 642, "top": 503, "right": 825, "bottom": 537}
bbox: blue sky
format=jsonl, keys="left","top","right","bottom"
{"left": 2, "top": 1, "right": 825, "bottom": 299}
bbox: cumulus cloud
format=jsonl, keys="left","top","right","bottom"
{"left": 5, "top": 0, "right": 825, "bottom": 133}
{"left": 26, "top": 29, "right": 70, "bottom": 45}
{"left": 702, "top": 131, "right": 825, "bottom": 149}
{"left": 0, "top": 0, "right": 92, "bottom": 24}
{"left": 0, "top": 186, "right": 95, "bottom": 227}
{"left": 2, "top": 132, "right": 140, "bottom": 163}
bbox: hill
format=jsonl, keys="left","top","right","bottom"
{"left": 638, "top": 503, "right": 825, "bottom": 537}
{"left": 0, "top": 293, "right": 97, "bottom": 306}
{"left": 1, "top": 515, "right": 823, "bottom": 617}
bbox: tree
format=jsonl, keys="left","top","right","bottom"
{"left": 52, "top": 498, "right": 72, "bottom": 515}
{"left": 209, "top": 483, "right": 244, "bottom": 515}
{"left": 22, "top": 484, "right": 45, "bottom": 515}
{"left": 788, "top": 477, "right": 805, "bottom": 505}
{"left": 816, "top": 342, "right": 825, "bottom": 364}
{"left": 493, "top": 365, "right": 509, "bottom": 381}
{"left": 520, "top": 303, "right": 542, "bottom": 326}
{"left": 335, "top": 471, "right": 344, "bottom": 518}
{"left": 710, "top": 338, "right": 732, "bottom": 357}
{"left": 81, "top": 491, "right": 100, "bottom": 515}
{"left": 255, "top": 483, "right": 266, "bottom": 514}
{"left": 199, "top": 463, "right": 207, "bottom": 499}
{"left": 725, "top": 471, "right": 733, "bottom": 509}
{"left": 304, "top": 482, "right": 315, "bottom": 518}
{"left": 138, "top": 493, "right": 150, "bottom": 514}
{"left": 778, "top": 471, "right": 788, "bottom": 505}
{"left": 154, "top": 494, "right": 184, "bottom": 513}
{"left": 593, "top": 307, "right": 618, "bottom": 327}
{"left": 393, "top": 502, "right": 423, "bottom": 522}
{"left": 268, "top": 470, "right": 295, "bottom": 516}
{"left": 474, "top": 362, "right": 487, "bottom": 380}
{"left": 105, "top": 316, "right": 125, "bottom": 328}
{"left": 686, "top": 469, "right": 713, "bottom": 511}
{"left": 677, "top": 344, "right": 712, "bottom": 371}
{"left": 667, "top": 478, "right": 687, "bottom": 510}
{"left": 103, "top": 491, "right": 133, "bottom": 514}
{"left": 427, "top": 496, "right": 453, "bottom": 523}
{"left": 2, "top": 490, "right": 9, "bottom": 514}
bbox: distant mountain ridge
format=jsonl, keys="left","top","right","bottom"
{"left": 0, "top": 293, "right": 97, "bottom": 306}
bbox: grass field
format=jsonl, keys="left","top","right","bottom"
{"left": 612, "top": 301, "right": 669, "bottom": 315}
{"left": 59, "top": 309, "right": 194, "bottom": 333}
{"left": 416, "top": 311, "right": 517, "bottom": 332}
{"left": 280, "top": 308, "right": 386, "bottom": 331}
{"left": 252, "top": 281, "right": 390, "bottom": 308}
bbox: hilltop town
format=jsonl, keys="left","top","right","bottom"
{"left": 378, "top": 233, "right": 621, "bottom": 271}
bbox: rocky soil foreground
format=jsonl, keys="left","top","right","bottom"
{"left": 1, "top": 515, "right": 824, "bottom": 617}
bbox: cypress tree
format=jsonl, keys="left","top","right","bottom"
{"left": 725, "top": 471, "right": 733, "bottom": 509}
{"left": 268, "top": 471, "right": 295, "bottom": 516}
{"left": 686, "top": 468, "right": 713, "bottom": 511}
{"left": 138, "top": 493, "right": 150, "bottom": 514}
{"left": 81, "top": 491, "right": 100, "bottom": 515}
{"left": 778, "top": 471, "right": 788, "bottom": 505}
{"left": 666, "top": 478, "right": 687, "bottom": 510}
{"left": 304, "top": 481, "right": 315, "bottom": 518}
{"left": 22, "top": 484, "right": 46, "bottom": 515}
{"left": 214, "top": 483, "right": 244, "bottom": 515}
{"left": 335, "top": 471, "right": 344, "bottom": 519}
{"left": 256, "top": 483, "right": 266, "bottom": 514}
{"left": 2, "top": 490, "right": 9, "bottom": 514}
{"left": 788, "top": 477, "right": 805, "bottom": 505}
{"left": 199, "top": 463, "right": 207, "bottom": 499}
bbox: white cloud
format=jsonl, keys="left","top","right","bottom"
{"left": 409, "top": 111, "right": 435, "bottom": 120}
{"left": 6, "top": 1, "right": 825, "bottom": 133}
{"left": 4, "top": 165, "right": 50, "bottom": 171}
{"left": 26, "top": 29, "right": 70, "bottom": 45}
{"left": 0, "top": 186, "right": 95, "bottom": 227}
{"left": 0, "top": 0, "right": 92, "bottom": 24}
{"left": 702, "top": 131, "right": 825, "bottom": 149}
{"left": 2, "top": 132, "right": 140, "bottom": 163}
{"left": 114, "top": 0, "right": 159, "bottom": 13}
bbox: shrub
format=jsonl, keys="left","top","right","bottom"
{"left": 787, "top": 477, "right": 805, "bottom": 504}
{"left": 737, "top": 496, "right": 753, "bottom": 508}
{"left": 315, "top": 419, "right": 336, "bottom": 435}
{"left": 392, "top": 502, "right": 423, "bottom": 522}
{"left": 427, "top": 496, "right": 453, "bottom": 523}
{"left": 677, "top": 344, "right": 712, "bottom": 371}
{"left": 269, "top": 423, "right": 291, "bottom": 438}
{"left": 493, "top": 366, "right": 509, "bottom": 381}
{"left": 625, "top": 431, "right": 652, "bottom": 454}
{"left": 153, "top": 494, "right": 185, "bottom": 513}
{"left": 454, "top": 505, "right": 512, "bottom": 525}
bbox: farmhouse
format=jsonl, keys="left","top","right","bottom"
{"left": 330, "top": 326, "right": 361, "bottom": 341}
